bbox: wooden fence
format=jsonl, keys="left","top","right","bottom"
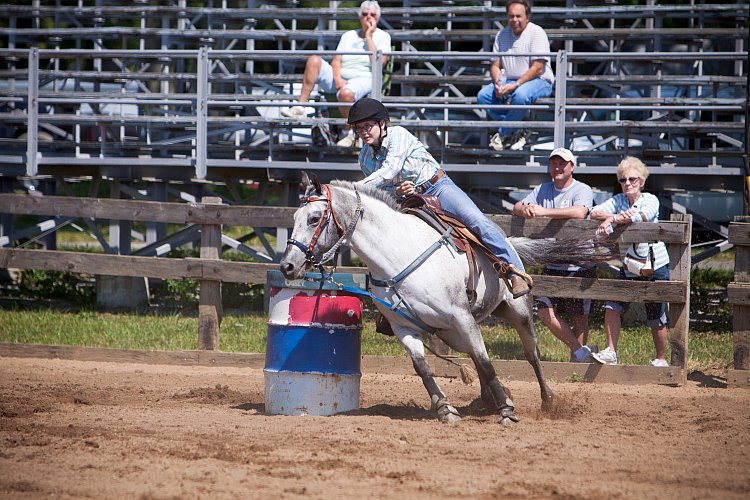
{"left": 728, "top": 217, "right": 750, "bottom": 388}
{"left": 0, "top": 193, "right": 692, "bottom": 384}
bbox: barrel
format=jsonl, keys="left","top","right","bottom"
{"left": 264, "top": 270, "right": 365, "bottom": 416}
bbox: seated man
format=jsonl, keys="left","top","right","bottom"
{"left": 512, "top": 148, "right": 597, "bottom": 362}
{"left": 476, "top": 0, "right": 554, "bottom": 151}
{"left": 280, "top": 0, "right": 391, "bottom": 147}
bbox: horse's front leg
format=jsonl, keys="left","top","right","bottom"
{"left": 396, "top": 328, "right": 461, "bottom": 423}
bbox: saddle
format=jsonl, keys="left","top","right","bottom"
{"left": 373, "top": 193, "right": 528, "bottom": 337}
{"left": 400, "top": 193, "right": 516, "bottom": 304}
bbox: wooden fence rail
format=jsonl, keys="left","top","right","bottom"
{"left": 0, "top": 193, "right": 692, "bottom": 384}
{"left": 728, "top": 218, "right": 750, "bottom": 388}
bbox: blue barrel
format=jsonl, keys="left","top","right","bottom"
{"left": 264, "top": 270, "right": 365, "bottom": 416}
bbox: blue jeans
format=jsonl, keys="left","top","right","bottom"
{"left": 476, "top": 78, "right": 553, "bottom": 136}
{"left": 424, "top": 175, "right": 525, "bottom": 272}
{"left": 605, "top": 264, "right": 670, "bottom": 329}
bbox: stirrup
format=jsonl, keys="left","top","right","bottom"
{"left": 508, "top": 264, "right": 533, "bottom": 288}
{"left": 497, "top": 263, "right": 534, "bottom": 296}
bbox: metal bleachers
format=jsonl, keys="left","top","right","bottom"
{"left": 0, "top": 1, "right": 748, "bottom": 254}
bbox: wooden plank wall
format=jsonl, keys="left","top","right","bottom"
{"left": 0, "top": 193, "right": 693, "bottom": 384}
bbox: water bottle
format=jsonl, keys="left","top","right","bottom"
{"left": 595, "top": 223, "right": 614, "bottom": 239}
{"left": 499, "top": 68, "right": 506, "bottom": 85}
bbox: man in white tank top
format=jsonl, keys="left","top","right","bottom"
{"left": 477, "top": 0, "right": 554, "bottom": 151}
{"left": 280, "top": 1, "right": 391, "bottom": 147}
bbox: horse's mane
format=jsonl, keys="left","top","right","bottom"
{"left": 330, "top": 180, "right": 401, "bottom": 211}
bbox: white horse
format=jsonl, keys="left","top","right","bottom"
{"left": 280, "top": 175, "right": 613, "bottom": 425}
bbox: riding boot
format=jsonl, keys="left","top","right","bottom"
{"left": 509, "top": 275, "right": 530, "bottom": 299}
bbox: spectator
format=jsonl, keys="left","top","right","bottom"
{"left": 476, "top": 0, "right": 554, "bottom": 151}
{"left": 590, "top": 157, "right": 671, "bottom": 367}
{"left": 512, "top": 147, "right": 597, "bottom": 363}
{"left": 348, "top": 97, "right": 533, "bottom": 298}
{"left": 280, "top": 1, "right": 391, "bottom": 147}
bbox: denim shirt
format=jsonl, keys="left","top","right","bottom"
{"left": 356, "top": 125, "right": 441, "bottom": 196}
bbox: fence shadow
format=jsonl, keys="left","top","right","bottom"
{"left": 687, "top": 370, "right": 727, "bottom": 389}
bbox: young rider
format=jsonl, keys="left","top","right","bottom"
{"left": 348, "top": 97, "right": 531, "bottom": 298}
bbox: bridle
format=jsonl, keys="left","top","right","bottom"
{"left": 286, "top": 184, "right": 363, "bottom": 273}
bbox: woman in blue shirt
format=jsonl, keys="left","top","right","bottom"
{"left": 348, "top": 97, "right": 530, "bottom": 298}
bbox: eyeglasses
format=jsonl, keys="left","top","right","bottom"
{"left": 354, "top": 121, "right": 378, "bottom": 134}
{"left": 360, "top": 12, "right": 377, "bottom": 18}
{"left": 618, "top": 176, "right": 640, "bottom": 184}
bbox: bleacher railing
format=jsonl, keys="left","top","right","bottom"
{"left": 0, "top": 47, "right": 746, "bottom": 179}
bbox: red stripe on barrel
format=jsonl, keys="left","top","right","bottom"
{"left": 287, "top": 292, "right": 362, "bottom": 326}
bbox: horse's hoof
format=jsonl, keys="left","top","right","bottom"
{"left": 498, "top": 416, "right": 518, "bottom": 426}
{"left": 498, "top": 406, "right": 519, "bottom": 425}
{"left": 435, "top": 399, "right": 462, "bottom": 423}
{"left": 541, "top": 396, "right": 555, "bottom": 413}
{"left": 440, "top": 412, "right": 462, "bottom": 424}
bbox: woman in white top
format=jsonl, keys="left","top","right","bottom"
{"left": 590, "top": 157, "right": 671, "bottom": 367}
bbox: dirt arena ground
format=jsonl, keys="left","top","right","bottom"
{"left": 1, "top": 356, "right": 749, "bottom": 499}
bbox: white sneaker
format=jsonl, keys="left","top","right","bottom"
{"left": 489, "top": 133, "right": 505, "bottom": 151}
{"left": 508, "top": 129, "right": 529, "bottom": 151}
{"left": 571, "top": 345, "right": 594, "bottom": 363}
{"left": 592, "top": 347, "right": 618, "bottom": 365}
{"left": 650, "top": 358, "right": 669, "bottom": 367}
{"left": 336, "top": 131, "right": 357, "bottom": 147}
{"left": 280, "top": 105, "right": 313, "bottom": 117}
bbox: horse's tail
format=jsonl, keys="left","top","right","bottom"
{"left": 509, "top": 237, "right": 619, "bottom": 267}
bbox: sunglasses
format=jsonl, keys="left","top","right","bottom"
{"left": 618, "top": 176, "right": 640, "bottom": 184}
{"left": 360, "top": 12, "right": 377, "bottom": 18}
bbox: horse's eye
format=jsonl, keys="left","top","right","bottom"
{"left": 308, "top": 215, "right": 321, "bottom": 225}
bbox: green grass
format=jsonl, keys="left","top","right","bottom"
{"left": 0, "top": 308, "right": 732, "bottom": 372}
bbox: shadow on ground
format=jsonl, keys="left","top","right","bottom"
{"left": 688, "top": 370, "right": 727, "bottom": 389}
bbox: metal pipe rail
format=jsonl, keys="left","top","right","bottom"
{"left": 2, "top": 92, "right": 740, "bottom": 107}
{"left": 3, "top": 48, "right": 743, "bottom": 61}
{"left": 3, "top": 3, "right": 747, "bottom": 21}
{"left": 1, "top": 111, "right": 743, "bottom": 129}
{"left": 5, "top": 28, "right": 746, "bottom": 43}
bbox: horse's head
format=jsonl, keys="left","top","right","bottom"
{"left": 280, "top": 173, "right": 346, "bottom": 279}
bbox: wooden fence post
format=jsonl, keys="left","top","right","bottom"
{"left": 667, "top": 214, "right": 691, "bottom": 379}
{"left": 728, "top": 217, "right": 750, "bottom": 386}
{"left": 199, "top": 196, "right": 223, "bottom": 350}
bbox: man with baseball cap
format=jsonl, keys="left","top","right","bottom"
{"left": 512, "top": 147, "right": 597, "bottom": 362}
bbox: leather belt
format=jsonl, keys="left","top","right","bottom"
{"left": 415, "top": 170, "right": 445, "bottom": 194}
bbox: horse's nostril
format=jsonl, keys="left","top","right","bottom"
{"left": 280, "top": 262, "right": 294, "bottom": 277}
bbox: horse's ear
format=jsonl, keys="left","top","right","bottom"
{"left": 299, "top": 171, "right": 322, "bottom": 200}
{"left": 309, "top": 172, "right": 322, "bottom": 195}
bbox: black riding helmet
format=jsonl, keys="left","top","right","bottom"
{"left": 347, "top": 97, "right": 389, "bottom": 125}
